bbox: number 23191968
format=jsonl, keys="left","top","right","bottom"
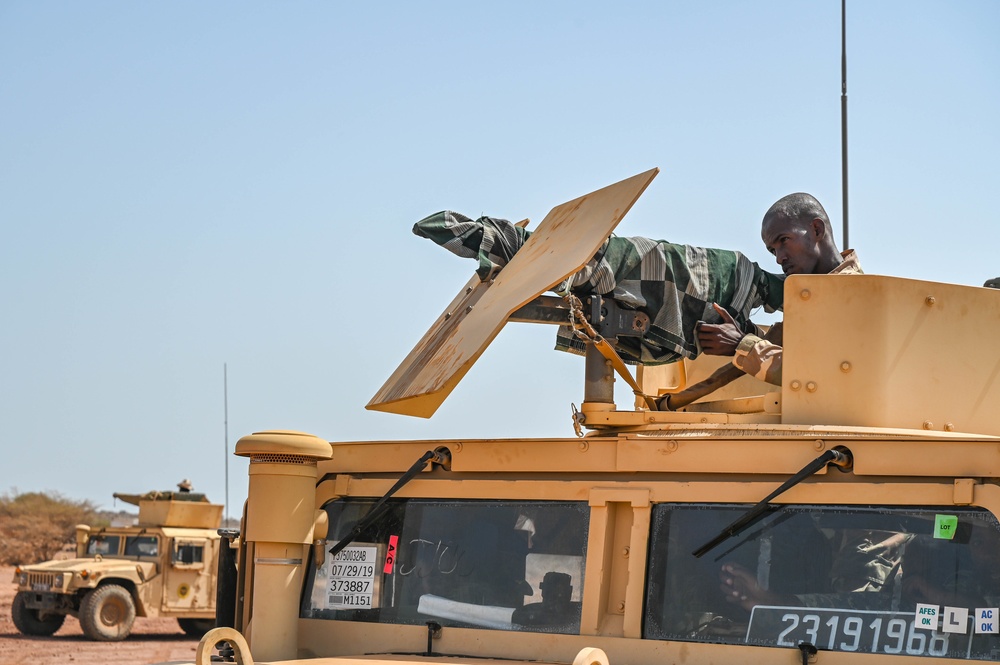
{"left": 747, "top": 607, "right": 964, "bottom": 657}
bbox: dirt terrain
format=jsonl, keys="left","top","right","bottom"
{"left": 0, "top": 566, "right": 200, "bottom": 665}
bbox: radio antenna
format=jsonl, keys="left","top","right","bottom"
{"left": 224, "top": 362, "right": 229, "bottom": 524}
{"left": 840, "top": 0, "right": 849, "bottom": 249}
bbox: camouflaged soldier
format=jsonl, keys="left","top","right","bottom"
{"left": 413, "top": 210, "right": 784, "bottom": 366}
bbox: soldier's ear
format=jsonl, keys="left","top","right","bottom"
{"left": 810, "top": 218, "right": 825, "bottom": 238}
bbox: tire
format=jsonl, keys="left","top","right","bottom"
{"left": 79, "top": 585, "right": 136, "bottom": 641}
{"left": 11, "top": 592, "right": 66, "bottom": 636}
{"left": 177, "top": 618, "right": 215, "bottom": 636}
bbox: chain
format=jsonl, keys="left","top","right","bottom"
{"left": 565, "top": 293, "right": 600, "bottom": 342}
{"left": 570, "top": 403, "right": 585, "bottom": 438}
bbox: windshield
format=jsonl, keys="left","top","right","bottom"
{"left": 302, "top": 499, "right": 589, "bottom": 634}
{"left": 645, "top": 503, "right": 1000, "bottom": 660}
{"left": 124, "top": 535, "right": 159, "bottom": 558}
{"left": 86, "top": 534, "right": 121, "bottom": 556}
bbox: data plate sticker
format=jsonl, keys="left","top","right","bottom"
{"left": 746, "top": 606, "right": 974, "bottom": 658}
{"left": 324, "top": 544, "right": 381, "bottom": 610}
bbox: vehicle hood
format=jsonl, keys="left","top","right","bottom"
{"left": 19, "top": 557, "right": 149, "bottom": 573}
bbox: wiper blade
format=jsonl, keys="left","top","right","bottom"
{"left": 692, "top": 447, "right": 852, "bottom": 558}
{"left": 328, "top": 447, "right": 450, "bottom": 558}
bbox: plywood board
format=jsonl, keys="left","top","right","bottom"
{"left": 367, "top": 168, "right": 659, "bottom": 418}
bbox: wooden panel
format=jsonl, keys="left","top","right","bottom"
{"left": 367, "top": 168, "right": 659, "bottom": 417}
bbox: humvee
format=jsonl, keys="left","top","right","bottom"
{"left": 12, "top": 490, "right": 222, "bottom": 641}
{"left": 188, "top": 170, "right": 1000, "bottom": 665}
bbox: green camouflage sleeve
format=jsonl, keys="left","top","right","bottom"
{"left": 412, "top": 211, "right": 530, "bottom": 281}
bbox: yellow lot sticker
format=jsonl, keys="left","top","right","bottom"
{"left": 178, "top": 583, "right": 190, "bottom": 598}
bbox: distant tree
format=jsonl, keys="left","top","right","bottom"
{"left": 0, "top": 490, "right": 102, "bottom": 565}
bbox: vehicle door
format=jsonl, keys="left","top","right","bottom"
{"left": 123, "top": 534, "right": 161, "bottom": 613}
{"left": 163, "top": 537, "right": 214, "bottom": 612}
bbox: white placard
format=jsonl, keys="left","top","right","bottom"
{"left": 915, "top": 603, "right": 939, "bottom": 630}
{"left": 941, "top": 606, "right": 968, "bottom": 634}
{"left": 974, "top": 608, "right": 1000, "bottom": 634}
{"left": 325, "top": 545, "right": 378, "bottom": 610}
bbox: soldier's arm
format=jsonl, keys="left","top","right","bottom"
{"left": 660, "top": 323, "right": 783, "bottom": 410}
{"left": 732, "top": 322, "right": 784, "bottom": 386}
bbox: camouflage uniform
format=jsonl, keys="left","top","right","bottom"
{"left": 413, "top": 211, "right": 784, "bottom": 365}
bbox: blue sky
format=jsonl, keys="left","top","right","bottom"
{"left": 2, "top": 1, "right": 998, "bottom": 514}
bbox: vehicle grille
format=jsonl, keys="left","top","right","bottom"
{"left": 249, "top": 453, "right": 313, "bottom": 465}
{"left": 26, "top": 572, "right": 56, "bottom": 588}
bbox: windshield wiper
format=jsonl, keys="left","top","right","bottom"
{"left": 692, "top": 446, "right": 853, "bottom": 558}
{"left": 327, "top": 447, "right": 451, "bottom": 558}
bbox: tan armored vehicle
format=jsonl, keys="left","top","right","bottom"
{"left": 12, "top": 489, "right": 222, "bottom": 641}
{"left": 187, "top": 170, "right": 1000, "bottom": 665}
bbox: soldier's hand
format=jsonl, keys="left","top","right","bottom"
{"left": 696, "top": 303, "right": 745, "bottom": 356}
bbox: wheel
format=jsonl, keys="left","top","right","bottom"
{"left": 177, "top": 618, "right": 215, "bottom": 636}
{"left": 11, "top": 592, "right": 66, "bottom": 636}
{"left": 79, "top": 585, "right": 136, "bottom": 641}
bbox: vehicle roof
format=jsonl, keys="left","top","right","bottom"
{"left": 83, "top": 525, "right": 220, "bottom": 537}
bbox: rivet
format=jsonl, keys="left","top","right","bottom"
{"left": 923, "top": 420, "right": 934, "bottom": 430}
{"left": 806, "top": 381, "right": 818, "bottom": 393}
{"left": 925, "top": 296, "right": 936, "bottom": 306}
{"left": 622, "top": 546, "right": 630, "bottom": 558}
{"left": 814, "top": 439, "right": 826, "bottom": 450}
{"left": 617, "top": 601, "right": 626, "bottom": 613}
{"left": 666, "top": 440, "right": 679, "bottom": 452}
{"left": 800, "top": 289, "right": 811, "bottom": 300}
{"left": 945, "top": 423, "right": 955, "bottom": 432}
{"left": 790, "top": 380, "right": 802, "bottom": 391}
{"left": 840, "top": 361, "right": 852, "bottom": 373}
{"left": 578, "top": 441, "right": 589, "bottom": 452}
{"left": 454, "top": 442, "right": 463, "bottom": 452}
{"left": 700, "top": 417, "right": 708, "bottom": 423}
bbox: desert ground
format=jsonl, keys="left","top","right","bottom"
{"left": 0, "top": 566, "right": 200, "bottom": 665}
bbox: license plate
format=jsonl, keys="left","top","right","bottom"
{"left": 31, "top": 583, "right": 50, "bottom": 592}
{"left": 746, "top": 606, "right": 976, "bottom": 658}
